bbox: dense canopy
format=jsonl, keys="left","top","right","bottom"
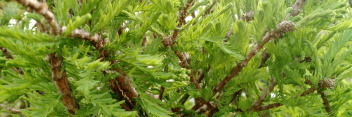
{"left": 1, "top": 0, "right": 352, "bottom": 116}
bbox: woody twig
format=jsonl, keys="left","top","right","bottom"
{"left": 16, "top": 0, "right": 60, "bottom": 35}
{"left": 15, "top": 0, "right": 79, "bottom": 114}
{"left": 260, "top": 0, "right": 307, "bottom": 67}
{"left": 63, "top": 26, "right": 139, "bottom": 110}
{"left": 318, "top": 90, "right": 332, "bottom": 114}
{"left": 213, "top": 21, "right": 294, "bottom": 95}
{"left": 249, "top": 79, "right": 277, "bottom": 111}
{"left": 0, "top": 47, "right": 24, "bottom": 74}
{"left": 162, "top": 0, "right": 201, "bottom": 90}
{"left": 213, "top": 0, "right": 306, "bottom": 107}
{"left": 48, "top": 53, "right": 79, "bottom": 114}
{"left": 0, "top": 103, "right": 22, "bottom": 114}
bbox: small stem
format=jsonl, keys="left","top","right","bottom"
{"left": 224, "top": 29, "right": 234, "bottom": 42}
{"left": 300, "top": 87, "right": 316, "bottom": 96}
{"left": 0, "top": 47, "right": 24, "bottom": 74}
{"left": 0, "top": 103, "right": 22, "bottom": 114}
{"left": 250, "top": 79, "right": 277, "bottom": 111}
{"left": 159, "top": 87, "right": 165, "bottom": 100}
{"left": 286, "top": 0, "right": 307, "bottom": 19}
{"left": 253, "top": 103, "right": 283, "bottom": 112}
{"left": 259, "top": 50, "right": 270, "bottom": 68}
{"left": 318, "top": 90, "right": 332, "bottom": 115}
{"left": 163, "top": 0, "right": 201, "bottom": 91}
{"left": 192, "top": 97, "right": 206, "bottom": 111}
{"left": 203, "top": 1, "right": 216, "bottom": 16}
{"left": 190, "top": 69, "right": 201, "bottom": 90}
{"left": 229, "top": 89, "right": 243, "bottom": 105}
{"left": 213, "top": 30, "right": 280, "bottom": 94}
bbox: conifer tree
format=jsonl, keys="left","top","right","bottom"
{"left": 1, "top": 0, "right": 352, "bottom": 116}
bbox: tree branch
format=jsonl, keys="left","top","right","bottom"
{"left": 252, "top": 103, "right": 283, "bottom": 112}
{"left": 0, "top": 103, "right": 23, "bottom": 114}
{"left": 16, "top": 0, "right": 79, "bottom": 114}
{"left": 48, "top": 53, "right": 79, "bottom": 114}
{"left": 286, "top": 0, "right": 306, "bottom": 19}
{"left": 0, "top": 47, "right": 24, "bottom": 74}
{"left": 159, "top": 86, "right": 165, "bottom": 100}
{"left": 260, "top": 0, "right": 307, "bottom": 67}
{"left": 162, "top": 0, "right": 201, "bottom": 90}
{"left": 249, "top": 79, "right": 277, "bottom": 111}
{"left": 16, "top": 0, "right": 60, "bottom": 34}
{"left": 318, "top": 90, "right": 332, "bottom": 114}
{"left": 63, "top": 26, "right": 140, "bottom": 110}
{"left": 213, "top": 29, "right": 285, "bottom": 94}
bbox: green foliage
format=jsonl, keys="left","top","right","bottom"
{"left": 1, "top": 0, "right": 352, "bottom": 116}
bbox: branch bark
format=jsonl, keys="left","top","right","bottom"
{"left": 286, "top": 0, "right": 307, "bottom": 19}
{"left": 260, "top": 0, "right": 307, "bottom": 67}
{"left": 249, "top": 79, "right": 277, "bottom": 111}
{"left": 64, "top": 27, "right": 139, "bottom": 110}
{"left": 16, "top": 0, "right": 61, "bottom": 34}
{"left": 0, "top": 47, "right": 24, "bottom": 74}
{"left": 16, "top": 0, "right": 79, "bottom": 114}
{"left": 162, "top": 0, "right": 202, "bottom": 90}
{"left": 48, "top": 53, "right": 79, "bottom": 114}
{"left": 318, "top": 90, "right": 332, "bottom": 115}
{"left": 252, "top": 103, "right": 283, "bottom": 112}
{"left": 213, "top": 30, "right": 282, "bottom": 94}
{"left": 159, "top": 87, "right": 165, "bottom": 100}
{"left": 0, "top": 103, "right": 23, "bottom": 114}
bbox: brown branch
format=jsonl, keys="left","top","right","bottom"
{"left": 213, "top": 29, "right": 282, "bottom": 94}
{"left": 249, "top": 79, "right": 277, "bottom": 111}
{"left": 260, "top": 0, "right": 307, "bottom": 67}
{"left": 16, "top": 0, "right": 80, "bottom": 114}
{"left": 197, "top": 69, "right": 205, "bottom": 83}
{"left": 231, "top": 79, "right": 333, "bottom": 113}
{"left": 171, "top": 93, "right": 190, "bottom": 114}
{"left": 224, "top": 29, "right": 234, "bottom": 42}
{"left": 0, "top": 47, "right": 24, "bottom": 74}
{"left": 108, "top": 77, "right": 133, "bottom": 111}
{"left": 159, "top": 87, "right": 165, "bottom": 100}
{"left": 300, "top": 87, "right": 316, "bottom": 96}
{"left": 162, "top": 0, "right": 202, "bottom": 90}
{"left": 252, "top": 103, "right": 283, "bottom": 112}
{"left": 192, "top": 97, "right": 206, "bottom": 111}
{"left": 64, "top": 25, "right": 140, "bottom": 110}
{"left": 16, "top": 0, "right": 60, "bottom": 34}
{"left": 259, "top": 50, "right": 270, "bottom": 68}
{"left": 196, "top": 1, "right": 303, "bottom": 112}
{"left": 64, "top": 27, "right": 108, "bottom": 50}
{"left": 204, "top": 2, "right": 216, "bottom": 16}
{"left": 230, "top": 89, "right": 243, "bottom": 105}
{"left": 203, "top": 20, "right": 295, "bottom": 114}
{"left": 64, "top": 23, "right": 139, "bottom": 111}
{"left": 195, "top": 20, "right": 294, "bottom": 112}
{"left": 190, "top": 69, "right": 201, "bottom": 90}
{"left": 48, "top": 53, "right": 79, "bottom": 114}
{"left": 0, "top": 103, "right": 23, "bottom": 114}
{"left": 178, "top": 0, "right": 194, "bottom": 27}
{"left": 318, "top": 90, "right": 332, "bottom": 114}
{"left": 300, "top": 79, "right": 335, "bottom": 97}
{"left": 286, "top": 0, "right": 306, "bottom": 19}
{"left": 214, "top": 20, "right": 295, "bottom": 94}
{"left": 110, "top": 68, "right": 139, "bottom": 110}
{"left": 241, "top": 10, "right": 254, "bottom": 21}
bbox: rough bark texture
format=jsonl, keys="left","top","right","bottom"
{"left": 16, "top": 0, "right": 60, "bottom": 34}
{"left": 48, "top": 53, "right": 79, "bottom": 114}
